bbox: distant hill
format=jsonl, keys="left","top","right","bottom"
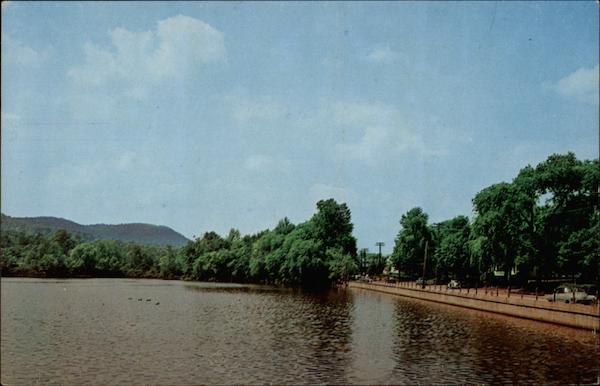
{"left": 1, "top": 214, "right": 190, "bottom": 247}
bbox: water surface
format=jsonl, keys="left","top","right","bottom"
{"left": 1, "top": 278, "right": 597, "bottom": 384}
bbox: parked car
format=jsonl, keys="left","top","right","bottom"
{"left": 359, "top": 275, "right": 373, "bottom": 283}
{"left": 447, "top": 280, "right": 461, "bottom": 289}
{"left": 545, "top": 285, "right": 597, "bottom": 304}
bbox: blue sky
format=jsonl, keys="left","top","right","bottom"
{"left": 2, "top": 2, "right": 598, "bottom": 252}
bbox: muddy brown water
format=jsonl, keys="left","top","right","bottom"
{"left": 1, "top": 278, "right": 598, "bottom": 384}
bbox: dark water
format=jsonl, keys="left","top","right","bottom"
{"left": 1, "top": 278, "right": 598, "bottom": 384}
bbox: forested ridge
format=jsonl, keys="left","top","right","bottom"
{"left": 0, "top": 214, "right": 190, "bottom": 247}
{"left": 1, "top": 152, "right": 598, "bottom": 288}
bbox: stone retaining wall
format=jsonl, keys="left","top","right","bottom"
{"left": 349, "top": 281, "right": 600, "bottom": 331}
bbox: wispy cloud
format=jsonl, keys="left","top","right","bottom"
{"left": 331, "top": 102, "right": 425, "bottom": 165}
{"left": 331, "top": 102, "right": 397, "bottom": 128}
{"left": 547, "top": 64, "right": 599, "bottom": 105}
{"left": 366, "top": 46, "right": 402, "bottom": 63}
{"left": 2, "top": 34, "right": 51, "bottom": 66}
{"left": 47, "top": 150, "right": 153, "bottom": 189}
{"left": 114, "top": 151, "right": 151, "bottom": 172}
{"left": 243, "top": 154, "right": 291, "bottom": 174}
{"left": 223, "top": 98, "right": 433, "bottom": 166}
{"left": 335, "top": 126, "right": 391, "bottom": 164}
{"left": 227, "top": 95, "right": 286, "bottom": 124}
{"left": 68, "top": 15, "right": 225, "bottom": 96}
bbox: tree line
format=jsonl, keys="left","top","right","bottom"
{"left": 1, "top": 199, "right": 357, "bottom": 288}
{"left": 1, "top": 152, "right": 597, "bottom": 289}
{"left": 391, "top": 152, "right": 598, "bottom": 287}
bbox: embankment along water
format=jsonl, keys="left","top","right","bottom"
{"left": 349, "top": 281, "right": 600, "bottom": 331}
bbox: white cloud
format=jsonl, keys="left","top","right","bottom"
{"left": 44, "top": 150, "right": 166, "bottom": 208}
{"left": 68, "top": 15, "right": 225, "bottom": 95}
{"left": 151, "top": 15, "right": 226, "bottom": 76}
{"left": 334, "top": 126, "right": 390, "bottom": 164}
{"left": 549, "top": 64, "right": 599, "bottom": 105}
{"left": 331, "top": 102, "right": 425, "bottom": 165}
{"left": 243, "top": 154, "right": 291, "bottom": 174}
{"left": 2, "top": 34, "right": 50, "bottom": 66}
{"left": 366, "top": 46, "right": 401, "bottom": 63}
{"left": 331, "top": 102, "right": 397, "bottom": 128}
{"left": 229, "top": 97, "right": 285, "bottom": 124}
{"left": 114, "top": 151, "right": 152, "bottom": 171}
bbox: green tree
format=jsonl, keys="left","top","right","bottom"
{"left": 53, "top": 229, "right": 77, "bottom": 256}
{"left": 392, "top": 207, "right": 431, "bottom": 277}
{"left": 182, "top": 231, "right": 228, "bottom": 276}
{"left": 125, "top": 244, "right": 156, "bottom": 277}
{"left": 327, "top": 247, "right": 358, "bottom": 282}
{"left": 227, "top": 236, "right": 253, "bottom": 282}
{"left": 311, "top": 199, "right": 357, "bottom": 257}
{"left": 364, "top": 252, "right": 386, "bottom": 276}
{"left": 249, "top": 219, "right": 295, "bottom": 283}
{"left": 281, "top": 231, "right": 326, "bottom": 286}
{"left": 158, "top": 245, "right": 181, "bottom": 278}
{"left": 535, "top": 154, "right": 599, "bottom": 281}
{"left": 472, "top": 182, "right": 531, "bottom": 286}
{"left": 38, "top": 246, "right": 67, "bottom": 276}
{"left": 67, "top": 243, "right": 99, "bottom": 276}
{"left": 93, "top": 240, "right": 124, "bottom": 276}
{"left": 432, "top": 216, "right": 471, "bottom": 282}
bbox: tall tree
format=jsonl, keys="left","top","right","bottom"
{"left": 432, "top": 216, "right": 471, "bottom": 282}
{"left": 392, "top": 207, "right": 431, "bottom": 277}
{"left": 311, "top": 199, "right": 357, "bottom": 257}
{"left": 511, "top": 165, "right": 541, "bottom": 283}
{"left": 472, "top": 180, "right": 534, "bottom": 287}
{"left": 535, "top": 154, "right": 599, "bottom": 281}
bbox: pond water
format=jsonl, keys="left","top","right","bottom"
{"left": 1, "top": 278, "right": 598, "bottom": 384}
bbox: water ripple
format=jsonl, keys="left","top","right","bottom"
{"left": 1, "top": 278, "right": 597, "bottom": 384}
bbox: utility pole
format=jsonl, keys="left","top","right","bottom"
{"left": 375, "top": 242, "right": 385, "bottom": 275}
{"left": 422, "top": 240, "right": 428, "bottom": 289}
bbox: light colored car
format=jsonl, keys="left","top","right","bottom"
{"left": 359, "top": 275, "right": 373, "bottom": 283}
{"left": 447, "top": 280, "right": 461, "bottom": 289}
{"left": 545, "top": 285, "right": 597, "bottom": 304}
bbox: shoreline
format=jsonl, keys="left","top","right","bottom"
{"left": 349, "top": 280, "right": 600, "bottom": 331}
